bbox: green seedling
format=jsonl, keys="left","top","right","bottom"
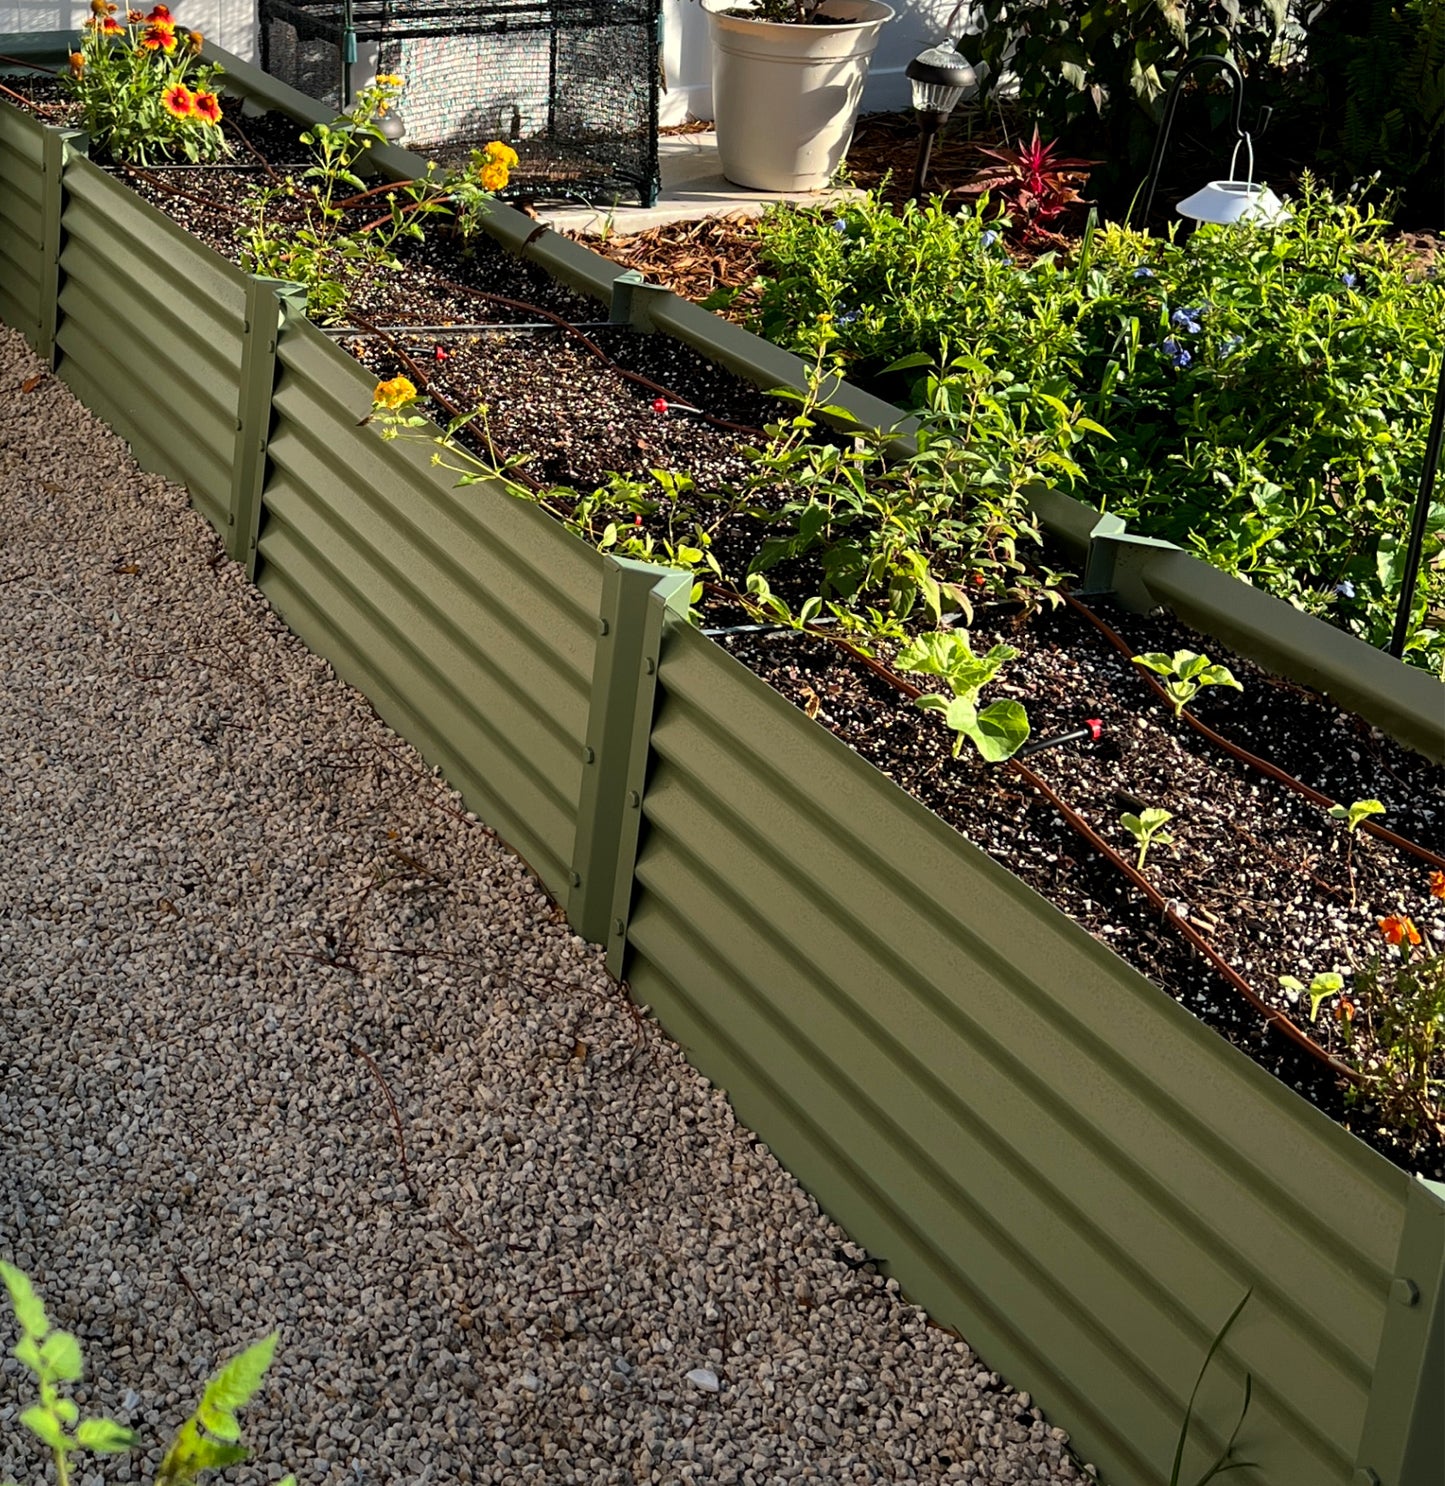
{"left": 1327, "top": 798, "right": 1384, "bottom": 833}
{"left": 1120, "top": 806, "right": 1175, "bottom": 870}
{"left": 1327, "top": 798, "right": 1384, "bottom": 903}
{"left": 1278, "top": 970, "right": 1346, "bottom": 1022}
{"left": 1132, "top": 649, "right": 1242, "bottom": 718}
{"left": 895, "top": 631, "right": 1031, "bottom": 762}
{"left": 1, "top": 1262, "right": 294, "bottom": 1486}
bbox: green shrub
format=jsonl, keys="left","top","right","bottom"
{"left": 747, "top": 185, "right": 1445, "bottom": 670}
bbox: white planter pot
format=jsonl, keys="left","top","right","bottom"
{"left": 702, "top": 1, "right": 895, "bottom": 192}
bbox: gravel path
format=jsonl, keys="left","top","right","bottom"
{"left": 0, "top": 321, "right": 1087, "bottom": 1486}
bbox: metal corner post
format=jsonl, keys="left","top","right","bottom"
{"left": 37, "top": 128, "right": 87, "bottom": 367}
{"left": 1355, "top": 1176, "right": 1445, "bottom": 1486}
{"left": 229, "top": 276, "right": 307, "bottom": 577}
{"left": 566, "top": 557, "right": 691, "bottom": 952}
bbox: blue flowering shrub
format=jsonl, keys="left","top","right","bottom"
{"left": 743, "top": 180, "right": 1444, "bottom": 672}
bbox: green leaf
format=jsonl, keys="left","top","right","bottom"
{"left": 20, "top": 1405, "right": 68, "bottom": 1449}
{"left": 41, "top": 1330, "right": 83, "bottom": 1383}
{"left": 1307, "top": 974, "right": 1345, "bottom": 1022}
{"left": 1139, "top": 808, "right": 1174, "bottom": 832}
{"left": 1131, "top": 652, "right": 1174, "bottom": 676}
{"left": 1198, "top": 664, "right": 1242, "bottom": 692}
{"left": 53, "top": 1397, "right": 79, "bottom": 1426}
{"left": 75, "top": 1417, "right": 137, "bottom": 1454}
{"left": 0, "top": 1262, "right": 50, "bottom": 1341}
{"left": 972, "top": 699, "right": 1031, "bottom": 761}
{"left": 880, "top": 351, "right": 935, "bottom": 373}
{"left": 196, "top": 1332, "right": 279, "bottom": 1443}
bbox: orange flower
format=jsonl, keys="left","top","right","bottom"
{"left": 101, "top": 16, "right": 124, "bottom": 32}
{"left": 161, "top": 82, "right": 194, "bottom": 118}
{"left": 147, "top": 3, "right": 173, "bottom": 18}
{"left": 479, "top": 162, "right": 509, "bottom": 193}
{"left": 140, "top": 23, "right": 177, "bottom": 51}
{"left": 68, "top": 51, "right": 86, "bottom": 75}
{"left": 1431, "top": 870, "right": 1445, "bottom": 900}
{"left": 1378, "top": 914, "right": 1422, "bottom": 947}
{"left": 127, "top": 8, "right": 144, "bottom": 19}
{"left": 187, "top": 29, "right": 204, "bottom": 53}
{"left": 192, "top": 89, "right": 222, "bottom": 124}
{"left": 89, "top": 0, "right": 118, "bottom": 15}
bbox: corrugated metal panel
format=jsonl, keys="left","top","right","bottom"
{"left": 623, "top": 621, "right": 1411, "bottom": 1486}
{"left": 0, "top": 103, "right": 45, "bottom": 346}
{"left": 53, "top": 156, "right": 247, "bottom": 535}
{"left": 257, "top": 321, "right": 603, "bottom": 897}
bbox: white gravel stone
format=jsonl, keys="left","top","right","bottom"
{"left": 0, "top": 320, "right": 1090, "bottom": 1483}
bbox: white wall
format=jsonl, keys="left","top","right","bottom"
{"left": 0, "top": 0, "right": 256, "bottom": 60}
{"left": 661, "top": 1, "right": 976, "bottom": 124}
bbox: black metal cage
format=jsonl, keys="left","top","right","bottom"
{"left": 258, "top": 1, "right": 661, "bottom": 205}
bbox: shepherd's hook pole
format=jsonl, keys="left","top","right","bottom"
{"left": 1389, "top": 356, "right": 1445, "bottom": 658}
{"left": 1137, "top": 54, "right": 1245, "bottom": 230}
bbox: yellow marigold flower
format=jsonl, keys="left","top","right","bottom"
{"left": 375, "top": 73, "right": 404, "bottom": 87}
{"left": 487, "top": 140, "right": 519, "bottom": 169}
{"left": 479, "top": 163, "right": 509, "bottom": 193}
{"left": 162, "top": 82, "right": 193, "bottom": 118}
{"left": 373, "top": 376, "right": 417, "bottom": 410}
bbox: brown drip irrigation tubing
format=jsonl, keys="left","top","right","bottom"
{"left": 1060, "top": 588, "right": 1445, "bottom": 871}
{"left": 701, "top": 583, "right": 1360, "bottom": 1080}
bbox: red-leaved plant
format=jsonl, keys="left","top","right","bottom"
{"left": 965, "top": 126, "right": 1096, "bottom": 244}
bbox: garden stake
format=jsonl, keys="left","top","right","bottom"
{"left": 1389, "top": 354, "right": 1444, "bottom": 658}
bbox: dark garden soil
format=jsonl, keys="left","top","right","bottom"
{"left": 6, "top": 76, "right": 1444, "bottom": 1175}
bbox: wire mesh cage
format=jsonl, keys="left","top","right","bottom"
{"left": 258, "top": 1, "right": 661, "bottom": 205}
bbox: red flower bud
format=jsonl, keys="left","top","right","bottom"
{"left": 651, "top": 398, "right": 668, "bottom": 414}
{"left": 433, "top": 344, "right": 448, "bottom": 361}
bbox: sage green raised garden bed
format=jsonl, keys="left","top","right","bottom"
{"left": 1, "top": 41, "right": 1441, "bottom": 1486}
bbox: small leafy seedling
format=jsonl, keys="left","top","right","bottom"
{"left": 1, "top": 1261, "right": 294, "bottom": 1486}
{"left": 895, "top": 631, "right": 1030, "bottom": 762}
{"left": 1328, "top": 798, "right": 1385, "bottom": 902}
{"left": 1133, "top": 650, "right": 1242, "bottom": 718}
{"left": 1279, "top": 970, "right": 1346, "bottom": 1022}
{"left": 1328, "top": 798, "right": 1384, "bottom": 833}
{"left": 1120, "top": 807, "right": 1175, "bottom": 870}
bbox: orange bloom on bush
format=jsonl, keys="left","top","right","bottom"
{"left": 192, "top": 89, "right": 222, "bottom": 124}
{"left": 479, "top": 163, "right": 509, "bottom": 192}
{"left": 161, "top": 83, "right": 194, "bottom": 118}
{"left": 1378, "top": 914, "right": 1422, "bottom": 947}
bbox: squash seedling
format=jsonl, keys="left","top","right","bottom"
{"left": 1133, "top": 649, "right": 1242, "bottom": 718}
{"left": 1120, "top": 807, "right": 1175, "bottom": 870}
{"left": 1327, "top": 797, "right": 1385, "bottom": 903}
{"left": 895, "top": 632, "right": 1030, "bottom": 762}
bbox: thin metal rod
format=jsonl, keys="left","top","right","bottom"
{"left": 1138, "top": 54, "right": 1246, "bottom": 229}
{"left": 1389, "top": 355, "right": 1445, "bottom": 658}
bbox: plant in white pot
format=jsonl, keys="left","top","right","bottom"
{"left": 698, "top": 0, "right": 895, "bottom": 192}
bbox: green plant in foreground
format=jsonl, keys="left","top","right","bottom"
{"left": 1120, "top": 806, "right": 1174, "bottom": 870}
{"left": 1167, "top": 1288, "right": 1256, "bottom": 1486}
{"left": 894, "top": 632, "right": 1030, "bottom": 762}
{"left": 1132, "top": 650, "right": 1242, "bottom": 719}
{"left": 1, "top": 1262, "right": 293, "bottom": 1486}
